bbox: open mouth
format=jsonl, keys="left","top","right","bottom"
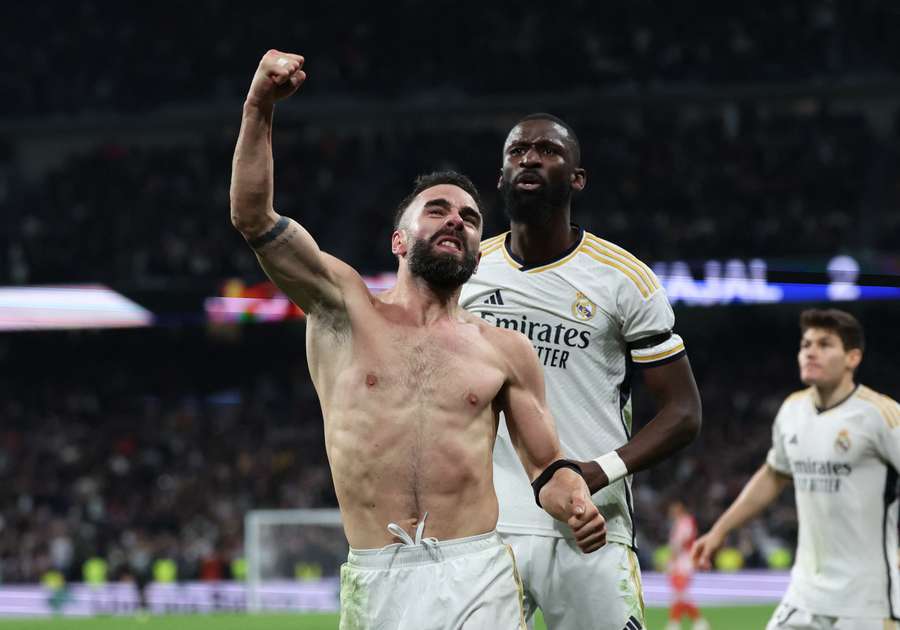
{"left": 514, "top": 172, "right": 545, "bottom": 191}
{"left": 433, "top": 236, "right": 463, "bottom": 253}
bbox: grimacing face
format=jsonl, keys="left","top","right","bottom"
{"left": 797, "top": 327, "right": 861, "bottom": 388}
{"left": 499, "top": 119, "right": 584, "bottom": 225}
{"left": 392, "top": 184, "right": 483, "bottom": 288}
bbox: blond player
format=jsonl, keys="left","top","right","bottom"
{"left": 230, "top": 51, "right": 606, "bottom": 629}
{"left": 461, "top": 114, "right": 702, "bottom": 629}
{"left": 693, "top": 309, "right": 900, "bottom": 629}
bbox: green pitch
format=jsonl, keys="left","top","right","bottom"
{"left": 0, "top": 606, "right": 775, "bottom": 629}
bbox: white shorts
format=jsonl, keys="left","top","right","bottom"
{"left": 766, "top": 602, "right": 900, "bottom": 630}
{"left": 501, "top": 533, "right": 645, "bottom": 630}
{"left": 339, "top": 530, "right": 526, "bottom": 630}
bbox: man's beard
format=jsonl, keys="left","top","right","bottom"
{"left": 407, "top": 236, "right": 478, "bottom": 289}
{"left": 500, "top": 174, "right": 571, "bottom": 226}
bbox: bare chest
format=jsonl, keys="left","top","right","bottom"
{"left": 358, "top": 325, "right": 501, "bottom": 409}
{"left": 310, "top": 314, "right": 505, "bottom": 415}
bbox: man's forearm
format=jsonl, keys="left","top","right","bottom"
{"left": 710, "top": 464, "right": 788, "bottom": 537}
{"left": 619, "top": 402, "right": 700, "bottom": 478}
{"left": 230, "top": 102, "right": 276, "bottom": 236}
{"left": 521, "top": 445, "right": 565, "bottom": 483}
{"left": 580, "top": 402, "right": 700, "bottom": 494}
{"left": 578, "top": 357, "right": 701, "bottom": 494}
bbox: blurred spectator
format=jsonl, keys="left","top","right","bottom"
{"left": 3, "top": 104, "right": 895, "bottom": 288}
{"left": 2, "top": 0, "right": 900, "bottom": 585}
{"left": 3, "top": 1, "right": 900, "bottom": 117}
{"left": 0, "top": 304, "right": 897, "bottom": 582}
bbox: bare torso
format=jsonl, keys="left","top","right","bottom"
{"left": 230, "top": 67, "right": 602, "bottom": 555}
{"left": 306, "top": 289, "right": 507, "bottom": 549}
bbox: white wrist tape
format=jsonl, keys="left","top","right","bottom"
{"left": 594, "top": 451, "right": 628, "bottom": 485}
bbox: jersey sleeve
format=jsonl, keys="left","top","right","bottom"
{"left": 871, "top": 395, "right": 900, "bottom": 470}
{"left": 765, "top": 402, "right": 792, "bottom": 476}
{"left": 619, "top": 274, "right": 685, "bottom": 368}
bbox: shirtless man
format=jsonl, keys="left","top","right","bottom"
{"left": 230, "top": 49, "right": 606, "bottom": 629}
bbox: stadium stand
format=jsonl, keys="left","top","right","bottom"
{"left": 2, "top": 0, "right": 899, "bottom": 588}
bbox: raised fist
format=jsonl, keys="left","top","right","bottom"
{"left": 246, "top": 49, "right": 306, "bottom": 107}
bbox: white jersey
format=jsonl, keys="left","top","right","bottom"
{"left": 460, "top": 228, "right": 685, "bottom": 547}
{"left": 766, "top": 385, "right": 900, "bottom": 619}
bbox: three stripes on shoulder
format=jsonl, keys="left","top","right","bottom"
{"left": 580, "top": 234, "right": 659, "bottom": 299}
{"left": 858, "top": 386, "right": 900, "bottom": 429}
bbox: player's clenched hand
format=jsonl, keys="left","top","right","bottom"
{"left": 691, "top": 530, "right": 724, "bottom": 570}
{"left": 539, "top": 468, "right": 607, "bottom": 553}
{"left": 246, "top": 49, "right": 306, "bottom": 108}
{"left": 567, "top": 499, "right": 606, "bottom": 554}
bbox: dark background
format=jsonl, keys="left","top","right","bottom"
{"left": 1, "top": 0, "right": 900, "bottom": 583}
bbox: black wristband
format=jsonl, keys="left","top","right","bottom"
{"left": 531, "top": 460, "right": 584, "bottom": 508}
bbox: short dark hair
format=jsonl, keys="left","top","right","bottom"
{"left": 393, "top": 170, "right": 483, "bottom": 229}
{"left": 800, "top": 308, "right": 865, "bottom": 352}
{"left": 515, "top": 112, "right": 581, "bottom": 166}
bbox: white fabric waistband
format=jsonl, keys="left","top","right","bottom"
{"left": 347, "top": 530, "right": 503, "bottom": 569}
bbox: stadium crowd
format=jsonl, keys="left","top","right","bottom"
{"left": 3, "top": 104, "right": 896, "bottom": 288}
{"left": 0, "top": 328, "right": 332, "bottom": 583}
{"left": 2, "top": 0, "right": 900, "bottom": 590}
{"left": 4, "top": 0, "right": 898, "bottom": 116}
{"left": 1, "top": 305, "right": 898, "bottom": 583}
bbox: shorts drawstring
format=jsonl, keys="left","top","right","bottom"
{"left": 383, "top": 511, "right": 440, "bottom": 558}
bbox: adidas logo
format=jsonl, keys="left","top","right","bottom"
{"left": 483, "top": 290, "right": 504, "bottom": 306}
{"left": 623, "top": 616, "right": 643, "bottom": 630}
{"left": 789, "top": 434, "right": 798, "bottom": 445}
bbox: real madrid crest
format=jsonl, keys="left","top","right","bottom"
{"left": 572, "top": 291, "right": 596, "bottom": 321}
{"left": 834, "top": 429, "right": 851, "bottom": 454}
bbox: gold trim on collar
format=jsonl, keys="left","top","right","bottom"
{"left": 505, "top": 230, "right": 586, "bottom": 273}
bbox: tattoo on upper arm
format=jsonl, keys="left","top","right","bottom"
{"left": 247, "top": 216, "right": 290, "bottom": 249}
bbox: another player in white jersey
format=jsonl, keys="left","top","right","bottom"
{"left": 460, "top": 113, "right": 702, "bottom": 630}
{"left": 692, "top": 309, "right": 900, "bottom": 629}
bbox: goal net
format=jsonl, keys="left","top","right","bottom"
{"left": 244, "top": 508, "right": 348, "bottom": 612}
